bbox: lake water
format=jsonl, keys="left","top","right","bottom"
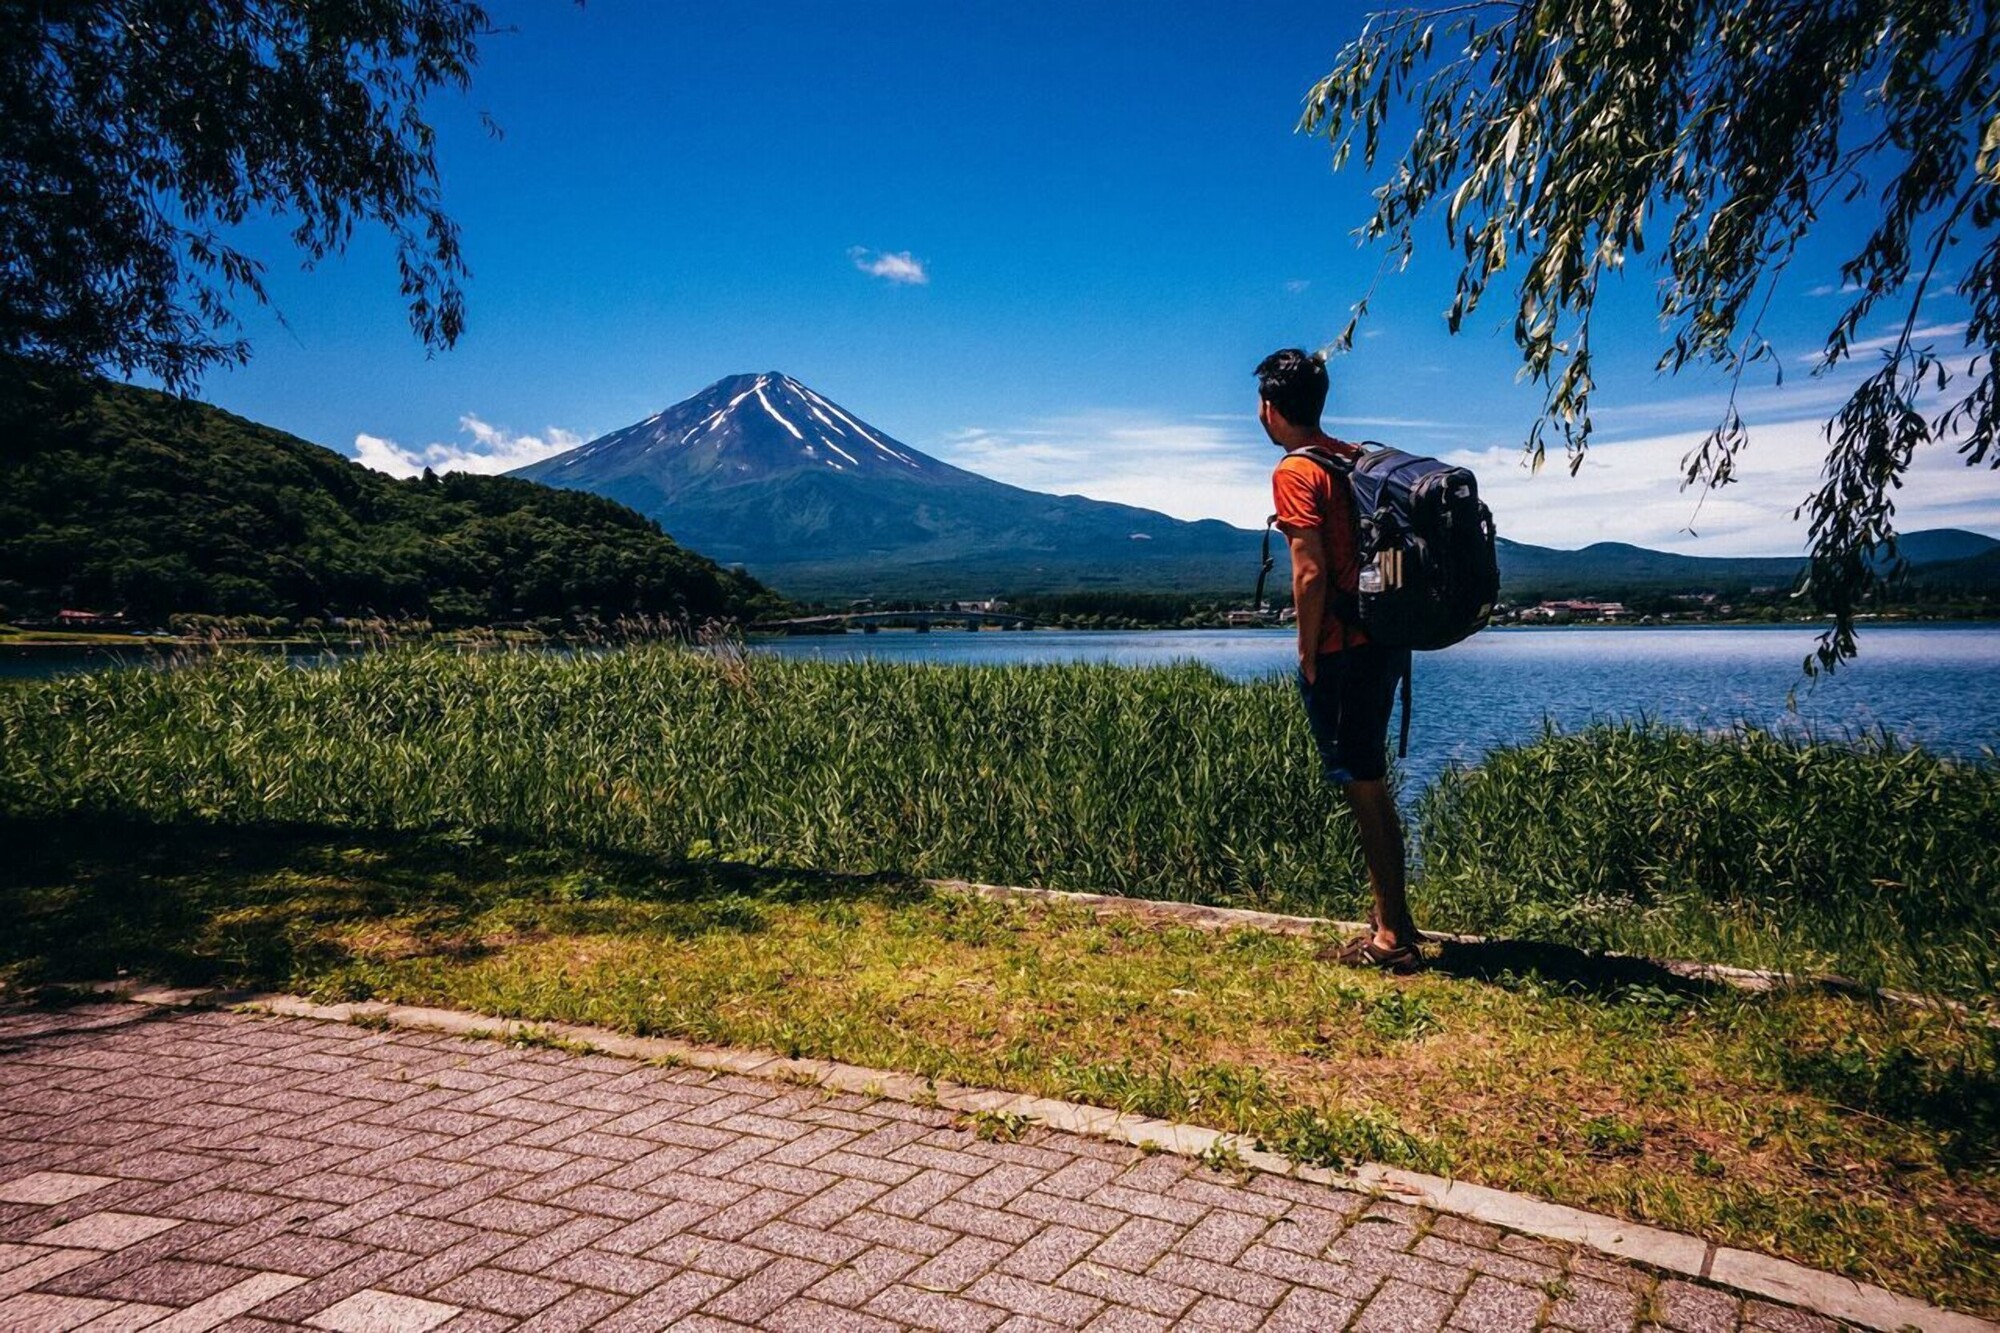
{"left": 754, "top": 624, "right": 2000, "bottom": 792}
{"left": 8, "top": 625, "right": 1996, "bottom": 792}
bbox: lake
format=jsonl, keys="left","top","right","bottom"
{"left": 754, "top": 624, "right": 2000, "bottom": 792}
{"left": 8, "top": 625, "right": 1996, "bottom": 793}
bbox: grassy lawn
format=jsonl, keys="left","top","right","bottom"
{"left": 4, "top": 818, "right": 1993, "bottom": 1317}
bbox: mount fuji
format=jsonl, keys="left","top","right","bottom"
{"left": 510, "top": 373, "right": 1261, "bottom": 598}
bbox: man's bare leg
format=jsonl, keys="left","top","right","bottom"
{"left": 1342, "top": 778, "right": 1418, "bottom": 950}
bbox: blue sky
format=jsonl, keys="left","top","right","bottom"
{"left": 192, "top": 1, "right": 1998, "bottom": 555}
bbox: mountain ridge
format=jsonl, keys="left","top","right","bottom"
{"left": 0, "top": 361, "right": 778, "bottom": 626}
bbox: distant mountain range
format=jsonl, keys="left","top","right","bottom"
{"left": 1494, "top": 526, "right": 2000, "bottom": 595}
{"left": 514, "top": 373, "right": 1998, "bottom": 602}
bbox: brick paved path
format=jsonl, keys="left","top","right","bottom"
{"left": 0, "top": 1004, "right": 1849, "bottom": 1332}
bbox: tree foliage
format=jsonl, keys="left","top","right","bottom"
{"left": 0, "top": 0, "right": 490, "bottom": 393}
{"left": 0, "top": 359, "right": 782, "bottom": 628}
{"left": 1302, "top": 0, "right": 1999, "bottom": 669}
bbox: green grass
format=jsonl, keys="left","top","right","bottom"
{"left": 0, "top": 645, "right": 1368, "bottom": 912}
{"left": 3, "top": 645, "right": 1996, "bottom": 999}
{"left": 1418, "top": 721, "right": 2000, "bottom": 999}
{"left": 2, "top": 821, "right": 1993, "bottom": 1315}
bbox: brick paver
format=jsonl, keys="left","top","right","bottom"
{"left": 0, "top": 1003, "right": 1863, "bottom": 1330}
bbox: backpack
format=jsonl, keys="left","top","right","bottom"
{"left": 1255, "top": 441, "right": 1500, "bottom": 755}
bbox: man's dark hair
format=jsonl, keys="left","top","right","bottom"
{"left": 1255, "top": 348, "right": 1329, "bottom": 428}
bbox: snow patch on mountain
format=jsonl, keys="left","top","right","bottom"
{"left": 754, "top": 384, "right": 804, "bottom": 441}
{"left": 539, "top": 372, "right": 948, "bottom": 481}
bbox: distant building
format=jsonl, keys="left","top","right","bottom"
{"left": 56, "top": 609, "right": 129, "bottom": 629}
{"left": 1525, "top": 599, "right": 1628, "bottom": 621}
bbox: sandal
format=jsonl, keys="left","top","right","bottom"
{"left": 1366, "top": 905, "right": 1428, "bottom": 947}
{"left": 1327, "top": 933, "right": 1424, "bottom": 975}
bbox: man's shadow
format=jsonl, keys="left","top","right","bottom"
{"left": 1423, "top": 936, "right": 1732, "bottom": 1001}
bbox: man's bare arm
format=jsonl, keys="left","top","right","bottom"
{"left": 1286, "top": 527, "right": 1328, "bottom": 684}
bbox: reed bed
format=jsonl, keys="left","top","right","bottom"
{"left": 0, "top": 645, "right": 1364, "bottom": 914}
{"left": 1418, "top": 722, "right": 2000, "bottom": 1000}
{"left": 3, "top": 645, "right": 1993, "bottom": 998}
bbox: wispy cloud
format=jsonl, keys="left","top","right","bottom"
{"left": 1589, "top": 377, "right": 1864, "bottom": 439}
{"left": 1192, "top": 412, "right": 1457, "bottom": 430}
{"left": 1327, "top": 414, "right": 1455, "bottom": 430}
{"left": 936, "top": 404, "right": 2000, "bottom": 554}
{"left": 1587, "top": 345, "right": 1974, "bottom": 442}
{"left": 352, "top": 415, "right": 584, "bottom": 478}
{"left": 1284, "top": 279, "right": 1312, "bottom": 294}
{"left": 848, "top": 246, "right": 929, "bottom": 285}
{"left": 1803, "top": 321, "right": 1969, "bottom": 362}
{"left": 937, "top": 414, "right": 1276, "bottom": 525}
{"left": 1440, "top": 414, "right": 1999, "bottom": 555}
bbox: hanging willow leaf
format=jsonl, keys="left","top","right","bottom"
{"left": 1302, "top": 0, "right": 1999, "bottom": 672}
{"left": 0, "top": 1, "right": 494, "bottom": 395}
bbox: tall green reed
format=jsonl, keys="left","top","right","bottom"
{"left": 0, "top": 645, "right": 1368, "bottom": 914}
{"left": 1416, "top": 720, "right": 2000, "bottom": 999}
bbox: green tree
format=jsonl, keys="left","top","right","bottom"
{"left": 1303, "top": 0, "right": 1997, "bottom": 668}
{"left": 0, "top": 0, "right": 492, "bottom": 393}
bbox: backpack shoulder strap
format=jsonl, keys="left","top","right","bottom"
{"left": 1253, "top": 515, "right": 1279, "bottom": 614}
{"left": 1293, "top": 443, "right": 1355, "bottom": 478}
{"left": 1397, "top": 655, "right": 1412, "bottom": 759}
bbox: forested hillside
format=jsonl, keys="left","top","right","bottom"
{"left": 0, "top": 361, "right": 779, "bottom": 627}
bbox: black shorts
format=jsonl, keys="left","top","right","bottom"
{"left": 1296, "top": 641, "right": 1408, "bottom": 785}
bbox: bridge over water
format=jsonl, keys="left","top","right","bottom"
{"left": 752, "top": 610, "right": 1036, "bottom": 635}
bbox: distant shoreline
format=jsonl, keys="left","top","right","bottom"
{"left": 5, "top": 615, "right": 1998, "bottom": 655}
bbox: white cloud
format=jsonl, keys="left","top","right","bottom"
{"left": 848, "top": 246, "right": 929, "bottom": 285}
{"left": 1192, "top": 411, "right": 1458, "bottom": 429}
{"left": 936, "top": 405, "right": 2000, "bottom": 555}
{"left": 1284, "top": 279, "right": 1312, "bottom": 294}
{"left": 1795, "top": 321, "right": 1969, "bottom": 364}
{"left": 1328, "top": 414, "right": 1457, "bottom": 430}
{"left": 1439, "top": 414, "right": 2000, "bottom": 555}
{"left": 1590, "top": 349, "right": 1979, "bottom": 442}
{"left": 352, "top": 433, "right": 422, "bottom": 476}
{"left": 937, "top": 414, "right": 1277, "bottom": 525}
{"left": 350, "top": 415, "right": 584, "bottom": 478}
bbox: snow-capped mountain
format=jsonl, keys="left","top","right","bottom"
{"left": 538, "top": 373, "right": 946, "bottom": 483}
{"left": 511, "top": 373, "right": 1261, "bottom": 598}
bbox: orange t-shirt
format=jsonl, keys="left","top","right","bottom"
{"left": 1272, "top": 445, "right": 1368, "bottom": 656}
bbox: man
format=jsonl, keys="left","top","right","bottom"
{"left": 1256, "top": 348, "right": 1423, "bottom": 972}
